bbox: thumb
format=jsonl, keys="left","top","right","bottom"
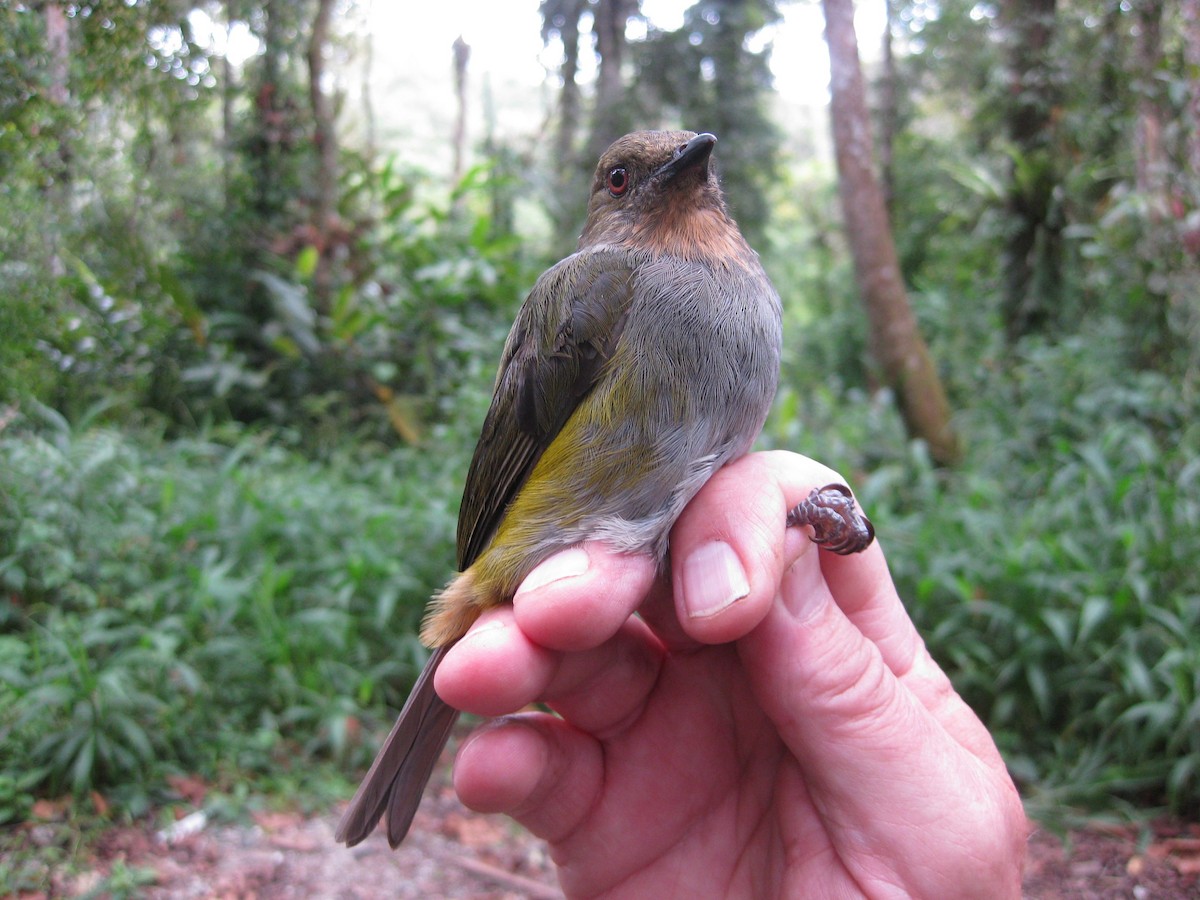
{"left": 739, "top": 548, "right": 934, "bottom": 801}
{"left": 738, "top": 547, "right": 1001, "bottom": 842}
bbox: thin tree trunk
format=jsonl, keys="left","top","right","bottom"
{"left": 451, "top": 36, "right": 470, "bottom": 185}
{"left": 556, "top": 4, "right": 582, "bottom": 168}
{"left": 1087, "top": 1, "right": 1124, "bottom": 204}
{"left": 307, "top": 0, "right": 337, "bottom": 315}
{"left": 1134, "top": 0, "right": 1166, "bottom": 216}
{"left": 1132, "top": 0, "right": 1176, "bottom": 361}
{"left": 361, "top": 0, "right": 377, "bottom": 165}
{"left": 1186, "top": 0, "right": 1200, "bottom": 180}
{"left": 822, "top": 0, "right": 961, "bottom": 465}
{"left": 588, "top": 0, "right": 635, "bottom": 159}
{"left": 541, "top": 0, "right": 587, "bottom": 251}
{"left": 221, "top": 9, "right": 235, "bottom": 209}
{"left": 999, "top": 0, "right": 1060, "bottom": 342}
{"left": 254, "top": 0, "right": 285, "bottom": 222}
{"left": 1183, "top": 0, "right": 1200, "bottom": 381}
{"left": 45, "top": 3, "right": 69, "bottom": 106}
{"left": 43, "top": 1, "right": 70, "bottom": 277}
{"left": 879, "top": 0, "right": 898, "bottom": 215}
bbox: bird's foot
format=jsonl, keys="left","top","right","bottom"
{"left": 786, "top": 484, "right": 875, "bottom": 555}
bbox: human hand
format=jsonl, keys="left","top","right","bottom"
{"left": 435, "top": 451, "right": 1028, "bottom": 898}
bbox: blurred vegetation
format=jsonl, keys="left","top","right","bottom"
{"left": 0, "top": 406, "right": 468, "bottom": 818}
{"left": 1, "top": 0, "right": 1198, "bottom": 859}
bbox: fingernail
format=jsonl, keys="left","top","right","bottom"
{"left": 516, "top": 547, "right": 590, "bottom": 596}
{"left": 461, "top": 616, "right": 508, "bottom": 642}
{"left": 682, "top": 541, "right": 749, "bottom": 618}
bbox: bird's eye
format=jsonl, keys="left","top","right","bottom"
{"left": 606, "top": 167, "right": 629, "bottom": 197}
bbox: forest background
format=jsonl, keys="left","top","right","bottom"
{"left": 1, "top": 0, "right": 1198, "bottom": 889}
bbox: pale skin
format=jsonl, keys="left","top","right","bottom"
{"left": 435, "top": 451, "right": 1029, "bottom": 899}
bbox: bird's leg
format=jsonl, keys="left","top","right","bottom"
{"left": 786, "top": 484, "right": 875, "bottom": 555}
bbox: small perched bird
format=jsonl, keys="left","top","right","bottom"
{"left": 336, "top": 130, "right": 873, "bottom": 849}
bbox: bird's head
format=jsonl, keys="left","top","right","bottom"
{"left": 578, "top": 131, "right": 752, "bottom": 264}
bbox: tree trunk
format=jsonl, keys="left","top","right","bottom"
{"left": 1181, "top": 0, "right": 1200, "bottom": 378}
{"left": 1134, "top": 0, "right": 1166, "bottom": 215}
{"left": 999, "top": 0, "right": 1061, "bottom": 342}
{"left": 307, "top": 0, "right": 337, "bottom": 315}
{"left": 360, "top": 0, "right": 377, "bottom": 165}
{"left": 879, "top": 0, "right": 898, "bottom": 215}
{"left": 44, "top": 3, "right": 69, "bottom": 106}
{"left": 221, "top": 7, "right": 236, "bottom": 209}
{"left": 1132, "top": 0, "right": 1177, "bottom": 361}
{"left": 253, "top": 0, "right": 285, "bottom": 223}
{"left": 43, "top": 1, "right": 71, "bottom": 277}
{"left": 822, "top": 0, "right": 961, "bottom": 465}
{"left": 556, "top": 3, "right": 582, "bottom": 168}
{"left": 1186, "top": 0, "right": 1200, "bottom": 180}
{"left": 588, "top": 0, "right": 635, "bottom": 159}
{"left": 451, "top": 36, "right": 470, "bottom": 185}
{"left": 540, "top": 0, "right": 588, "bottom": 250}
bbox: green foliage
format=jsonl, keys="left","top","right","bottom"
{"left": 1, "top": 0, "right": 1197, "bottom": 839}
{"left": 636, "top": 0, "right": 783, "bottom": 248}
{"left": 168, "top": 158, "right": 528, "bottom": 445}
{"left": 770, "top": 311, "right": 1200, "bottom": 816}
{"left": 0, "top": 4, "right": 529, "bottom": 446}
{"left": 890, "top": 0, "right": 1200, "bottom": 352}
{"left": 0, "top": 409, "right": 474, "bottom": 822}
{"left": 764, "top": 164, "right": 871, "bottom": 397}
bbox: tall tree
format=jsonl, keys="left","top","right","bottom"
{"left": 879, "top": 0, "right": 899, "bottom": 214}
{"left": 42, "top": 1, "right": 71, "bottom": 276}
{"left": 637, "top": 0, "right": 782, "bottom": 248}
{"left": 588, "top": 0, "right": 637, "bottom": 159}
{"left": 541, "top": 0, "right": 587, "bottom": 162}
{"left": 822, "top": 0, "right": 961, "bottom": 465}
{"left": 540, "top": 0, "right": 589, "bottom": 244}
{"left": 451, "top": 35, "right": 470, "bottom": 185}
{"left": 998, "top": 0, "right": 1062, "bottom": 342}
{"left": 1187, "top": 0, "right": 1200, "bottom": 181}
{"left": 43, "top": 2, "right": 69, "bottom": 107}
{"left": 1133, "top": 0, "right": 1167, "bottom": 211}
{"left": 307, "top": 0, "right": 337, "bottom": 315}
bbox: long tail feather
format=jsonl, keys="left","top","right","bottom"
{"left": 335, "top": 643, "right": 461, "bottom": 848}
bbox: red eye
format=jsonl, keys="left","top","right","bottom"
{"left": 606, "top": 167, "right": 629, "bottom": 196}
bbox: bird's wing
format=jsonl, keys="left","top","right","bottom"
{"left": 455, "top": 250, "right": 637, "bottom": 569}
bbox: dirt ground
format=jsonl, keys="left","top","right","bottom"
{"left": 8, "top": 771, "right": 1200, "bottom": 898}
{"left": 82, "top": 780, "right": 562, "bottom": 900}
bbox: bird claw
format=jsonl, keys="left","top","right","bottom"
{"left": 786, "top": 484, "right": 875, "bottom": 555}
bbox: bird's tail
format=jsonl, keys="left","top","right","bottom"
{"left": 335, "top": 643, "right": 460, "bottom": 848}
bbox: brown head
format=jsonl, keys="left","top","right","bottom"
{"left": 578, "top": 130, "right": 754, "bottom": 264}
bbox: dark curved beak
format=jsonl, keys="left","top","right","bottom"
{"left": 658, "top": 132, "right": 717, "bottom": 181}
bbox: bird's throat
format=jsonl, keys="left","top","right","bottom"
{"left": 627, "top": 205, "right": 754, "bottom": 267}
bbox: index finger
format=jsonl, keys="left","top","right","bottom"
{"left": 669, "top": 450, "right": 910, "bottom": 666}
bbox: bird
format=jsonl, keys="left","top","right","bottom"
{"left": 335, "top": 130, "right": 874, "bottom": 850}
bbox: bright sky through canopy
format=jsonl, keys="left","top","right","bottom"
{"left": 188, "top": 1, "right": 886, "bottom": 170}
{"left": 368, "top": 0, "right": 883, "bottom": 104}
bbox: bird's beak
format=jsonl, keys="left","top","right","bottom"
{"left": 658, "top": 133, "right": 717, "bottom": 181}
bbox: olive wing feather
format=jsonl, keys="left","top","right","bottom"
{"left": 455, "top": 253, "right": 637, "bottom": 569}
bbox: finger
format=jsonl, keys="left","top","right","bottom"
{"left": 512, "top": 543, "right": 658, "bottom": 652}
{"left": 453, "top": 714, "right": 603, "bottom": 844}
{"left": 436, "top": 603, "right": 665, "bottom": 736}
{"left": 541, "top": 614, "right": 664, "bottom": 737}
{"left": 676, "top": 450, "right": 1007, "bottom": 767}
{"left": 434, "top": 606, "right": 556, "bottom": 717}
{"left": 668, "top": 451, "right": 846, "bottom": 646}
{"left": 738, "top": 552, "right": 1027, "bottom": 888}
{"left": 819, "top": 544, "right": 1009, "bottom": 769}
